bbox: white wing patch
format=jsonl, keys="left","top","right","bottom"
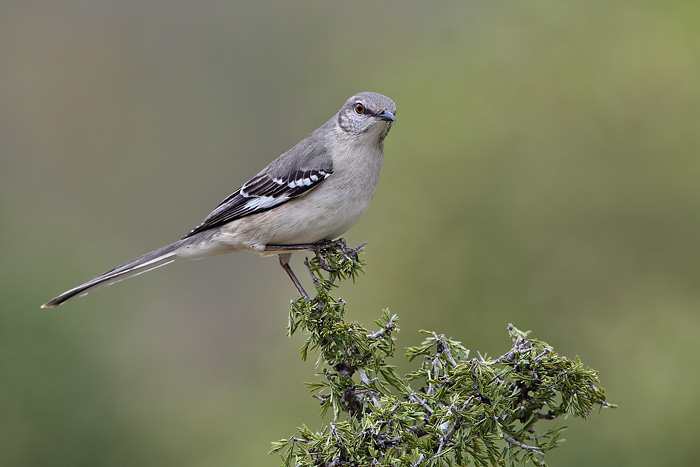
{"left": 272, "top": 170, "right": 330, "bottom": 190}
{"left": 240, "top": 195, "right": 286, "bottom": 211}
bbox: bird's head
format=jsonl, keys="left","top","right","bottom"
{"left": 337, "top": 92, "right": 396, "bottom": 142}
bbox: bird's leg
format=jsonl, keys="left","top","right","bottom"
{"left": 266, "top": 238, "right": 364, "bottom": 274}
{"left": 264, "top": 238, "right": 346, "bottom": 253}
{"left": 277, "top": 253, "right": 309, "bottom": 299}
{"left": 265, "top": 239, "right": 346, "bottom": 273}
{"left": 269, "top": 243, "right": 338, "bottom": 297}
{"left": 311, "top": 240, "right": 364, "bottom": 271}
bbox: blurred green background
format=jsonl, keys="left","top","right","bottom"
{"left": 2, "top": 1, "right": 699, "bottom": 465}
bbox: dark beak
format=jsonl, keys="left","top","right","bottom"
{"left": 375, "top": 110, "right": 396, "bottom": 122}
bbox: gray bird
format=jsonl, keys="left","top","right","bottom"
{"left": 42, "top": 92, "right": 396, "bottom": 308}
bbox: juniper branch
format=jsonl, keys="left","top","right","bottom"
{"left": 272, "top": 241, "right": 615, "bottom": 466}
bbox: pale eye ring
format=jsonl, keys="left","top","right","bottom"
{"left": 354, "top": 103, "right": 365, "bottom": 114}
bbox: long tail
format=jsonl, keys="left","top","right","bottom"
{"left": 42, "top": 240, "right": 185, "bottom": 308}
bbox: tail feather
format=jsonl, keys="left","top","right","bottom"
{"left": 42, "top": 240, "right": 184, "bottom": 308}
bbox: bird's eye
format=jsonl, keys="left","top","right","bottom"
{"left": 354, "top": 103, "right": 365, "bottom": 114}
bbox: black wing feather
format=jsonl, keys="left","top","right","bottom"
{"left": 183, "top": 168, "right": 332, "bottom": 238}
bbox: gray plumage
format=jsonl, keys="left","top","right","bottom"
{"left": 42, "top": 92, "right": 396, "bottom": 308}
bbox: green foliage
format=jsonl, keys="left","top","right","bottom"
{"left": 273, "top": 243, "right": 614, "bottom": 466}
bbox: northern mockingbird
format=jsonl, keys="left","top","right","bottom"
{"left": 42, "top": 92, "right": 396, "bottom": 308}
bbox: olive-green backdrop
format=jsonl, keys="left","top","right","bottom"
{"left": 2, "top": 1, "right": 698, "bottom": 465}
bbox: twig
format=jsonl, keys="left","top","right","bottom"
{"left": 412, "top": 453, "right": 425, "bottom": 467}
{"left": 435, "top": 333, "right": 458, "bottom": 367}
{"left": 303, "top": 257, "right": 323, "bottom": 289}
{"left": 502, "top": 434, "right": 544, "bottom": 457}
{"left": 408, "top": 393, "right": 434, "bottom": 414}
{"left": 368, "top": 319, "right": 395, "bottom": 339}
